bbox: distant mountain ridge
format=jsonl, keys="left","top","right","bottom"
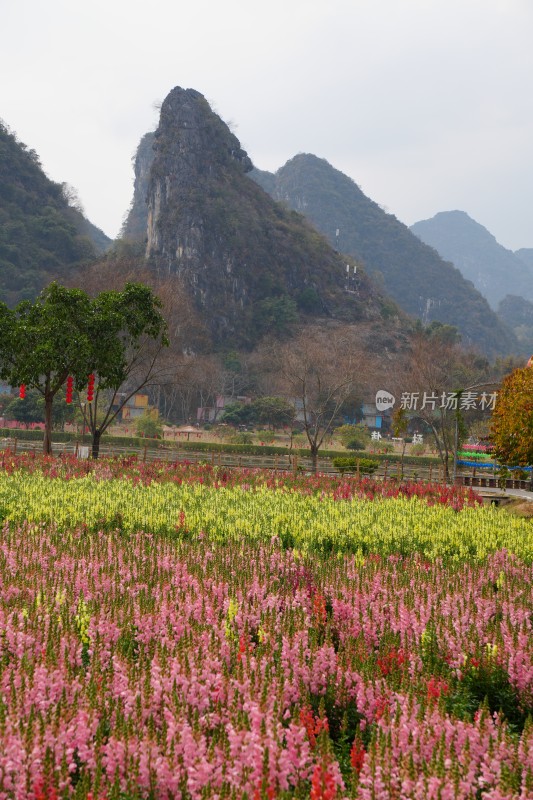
{"left": 410, "top": 210, "right": 533, "bottom": 309}
{"left": 0, "top": 121, "right": 111, "bottom": 305}
{"left": 250, "top": 154, "right": 517, "bottom": 357}
{"left": 515, "top": 248, "right": 533, "bottom": 271}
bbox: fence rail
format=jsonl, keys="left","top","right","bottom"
{"left": 1, "top": 437, "right": 531, "bottom": 491}
{"left": 0, "top": 438, "right": 448, "bottom": 482}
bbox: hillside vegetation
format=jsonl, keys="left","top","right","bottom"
{"left": 251, "top": 155, "right": 518, "bottom": 357}
{"left": 0, "top": 122, "right": 110, "bottom": 305}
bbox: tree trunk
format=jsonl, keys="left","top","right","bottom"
{"left": 443, "top": 450, "right": 451, "bottom": 481}
{"left": 43, "top": 394, "right": 53, "bottom": 455}
{"left": 91, "top": 429, "right": 102, "bottom": 460}
{"left": 400, "top": 441, "right": 407, "bottom": 480}
{"left": 310, "top": 444, "right": 319, "bottom": 474}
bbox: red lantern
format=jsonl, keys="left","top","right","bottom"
{"left": 87, "top": 373, "right": 95, "bottom": 403}
{"left": 65, "top": 376, "right": 73, "bottom": 404}
{"left": 19, "top": 384, "right": 26, "bottom": 399}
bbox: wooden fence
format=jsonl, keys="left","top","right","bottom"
{"left": 0, "top": 437, "right": 448, "bottom": 481}
{"left": 1, "top": 437, "right": 530, "bottom": 490}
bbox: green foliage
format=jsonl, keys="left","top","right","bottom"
{"left": 255, "top": 430, "right": 276, "bottom": 443}
{"left": 0, "top": 281, "right": 168, "bottom": 454}
{"left": 498, "top": 295, "right": 533, "bottom": 355}
{"left": 376, "top": 441, "right": 395, "bottom": 453}
{"left": 89, "top": 282, "right": 169, "bottom": 392}
{"left": 222, "top": 351, "right": 242, "bottom": 373}
{"left": 249, "top": 397, "right": 295, "bottom": 429}
{"left": 220, "top": 402, "right": 254, "bottom": 426}
{"left": 0, "top": 122, "right": 104, "bottom": 305}
{"left": 3, "top": 390, "right": 44, "bottom": 424}
{"left": 0, "top": 427, "right": 77, "bottom": 444}
{"left": 296, "top": 286, "right": 322, "bottom": 312}
{"left": 0, "top": 283, "right": 95, "bottom": 391}
{"left": 222, "top": 397, "right": 296, "bottom": 429}
{"left": 252, "top": 154, "right": 518, "bottom": 357}
{"left": 332, "top": 456, "right": 379, "bottom": 475}
{"left": 255, "top": 295, "right": 298, "bottom": 336}
{"left": 424, "top": 320, "right": 462, "bottom": 345}
{"left": 230, "top": 432, "right": 253, "bottom": 444}
{"left": 335, "top": 423, "right": 369, "bottom": 450}
{"left": 135, "top": 411, "right": 163, "bottom": 439}
{"left": 345, "top": 437, "right": 368, "bottom": 451}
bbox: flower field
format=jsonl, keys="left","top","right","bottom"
{"left": 0, "top": 456, "right": 532, "bottom": 798}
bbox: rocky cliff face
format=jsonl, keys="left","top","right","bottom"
{"left": 121, "top": 132, "right": 155, "bottom": 242}
{"left": 123, "top": 87, "right": 397, "bottom": 348}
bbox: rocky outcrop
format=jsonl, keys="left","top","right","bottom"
{"left": 121, "top": 132, "right": 156, "bottom": 242}
{"left": 124, "top": 87, "right": 397, "bottom": 348}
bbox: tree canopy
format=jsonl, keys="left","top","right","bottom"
{"left": 490, "top": 364, "right": 533, "bottom": 467}
{"left": 0, "top": 281, "right": 168, "bottom": 455}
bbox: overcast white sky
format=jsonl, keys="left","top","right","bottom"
{"left": 2, "top": 0, "right": 532, "bottom": 250}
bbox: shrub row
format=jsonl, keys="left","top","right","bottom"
{"left": 331, "top": 457, "right": 379, "bottom": 475}
{"left": 0, "top": 427, "right": 441, "bottom": 467}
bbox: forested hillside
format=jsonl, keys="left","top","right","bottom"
{"left": 251, "top": 154, "right": 518, "bottom": 357}
{"left": 0, "top": 122, "right": 110, "bottom": 305}
{"left": 497, "top": 295, "right": 533, "bottom": 355}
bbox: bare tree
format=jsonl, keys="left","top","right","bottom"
{"left": 260, "top": 325, "right": 370, "bottom": 472}
{"left": 390, "top": 328, "right": 494, "bottom": 479}
{"left": 69, "top": 258, "right": 213, "bottom": 429}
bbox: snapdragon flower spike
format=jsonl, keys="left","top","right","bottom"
{"left": 0, "top": 457, "right": 531, "bottom": 797}
{"left": 19, "top": 383, "right": 26, "bottom": 399}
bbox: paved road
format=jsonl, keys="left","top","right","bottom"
{"left": 472, "top": 486, "right": 533, "bottom": 502}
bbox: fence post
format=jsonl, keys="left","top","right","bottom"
{"left": 383, "top": 460, "right": 388, "bottom": 480}
{"left": 13, "top": 438, "right": 17, "bottom": 456}
{"left": 429, "top": 463, "right": 433, "bottom": 483}
{"left": 356, "top": 459, "right": 360, "bottom": 478}
{"left": 143, "top": 445, "right": 147, "bottom": 463}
